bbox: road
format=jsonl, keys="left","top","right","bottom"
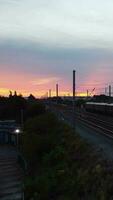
{"left": 0, "top": 145, "right": 24, "bottom": 200}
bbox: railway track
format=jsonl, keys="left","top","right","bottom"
{"left": 51, "top": 105, "right": 113, "bottom": 140}
{"left": 77, "top": 116, "right": 113, "bottom": 140}
{"left": 77, "top": 113, "right": 113, "bottom": 131}
{"left": 79, "top": 110, "right": 113, "bottom": 125}
{"left": 76, "top": 112, "right": 113, "bottom": 139}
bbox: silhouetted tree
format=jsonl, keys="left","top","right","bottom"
{"left": 28, "top": 94, "right": 36, "bottom": 103}
{"left": 14, "top": 91, "right": 17, "bottom": 96}
{"left": 9, "top": 91, "right": 12, "bottom": 97}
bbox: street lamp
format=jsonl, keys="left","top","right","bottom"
{"left": 14, "top": 128, "right": 21, "bottom": 149}
{"left": 15, "top": 129, "right": 20, "bottom": 134}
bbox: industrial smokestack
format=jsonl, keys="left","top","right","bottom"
{"left": 56, "top": 84, "right": 59, "bottom": 97}
{"left": 109, "top": 85, "right": 111, "bottom": 97}
{"left": 49, "top": 89, "right": 51, "bottom": 98}
{"left": 73, "top": 70, "right": 75, "bottom": 99}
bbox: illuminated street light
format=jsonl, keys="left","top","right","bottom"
{"left": 15, "top": 129, "right": 20, "bottom": 134}
{"left": 14, "top": 128, "right": 21, "bottom": 148}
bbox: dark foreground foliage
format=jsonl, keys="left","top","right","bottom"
{"left": 0, "top": 94, "right": 45, "bottom": 122}
{"left": 22, "top": 113, "right": 113, "bottom": 200}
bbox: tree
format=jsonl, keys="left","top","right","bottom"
{"left": 9, "top": 90, "right": 12, "bottom": 97}
{"left": 26, "top": 102, "right": 45, "bottom": 119}
{"left": 14, "top": 91, "right": 17, "bottom": 96}
{"left": 28, "top": 94, "right": 36, "bottom": 102}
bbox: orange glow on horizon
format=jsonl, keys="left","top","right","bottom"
{"left": 0, "top": 87, "right": 90, "bottom": 98}
{"left": 0, "top": 64, "right": 105, "bottom": 98}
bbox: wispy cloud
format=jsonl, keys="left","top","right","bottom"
{"left": 0, "top": 0, "right": 113, "bottom": 49}
{"left": 31, "top": 77, "right": 60, "bottom": 86}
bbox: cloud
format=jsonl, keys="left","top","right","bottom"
{"left": 0, "top": 39, "right": 113, "bottom": 93}
{"left": 0, "top": 0, "right": 113, "bottom": 49}
{"left": 31, "top": 77, "right": 60, "bottom": 86}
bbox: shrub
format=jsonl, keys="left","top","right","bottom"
{"left": 22, "top": 112, "right": 113, "bottom": 200}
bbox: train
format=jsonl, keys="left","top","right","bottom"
{"left": 85, "top": 102, "right": 113, "bottom": 115}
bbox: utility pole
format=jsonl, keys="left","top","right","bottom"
{"left": 56, "top": 84, "right": 59, "bottom": 97}
{"left": 49, "top": 89, "right": 51, "bottom": 98}
{"left": 49, "top": 89, "right": 52, "bottom": 108}
{"left": 46, "top": 92, "right": 48, "bottom": 98}
{"left": 109, "top": 85, "right": 111, "bottom": 97}
{"left": 105, "top": 87, "right": 107, "bottom": 96}
{"left": 73, "top": 70, "right": 76, "bottom": 132}
{"left": 87, "top": 90, "right": 89, "bottom": 98}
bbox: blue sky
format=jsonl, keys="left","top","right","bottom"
{"left": 0, "top": 0, "right": 113, "bottom": 96}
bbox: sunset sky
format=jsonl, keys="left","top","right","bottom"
{"left": 0, "top": 0, "right": 113, "bottom": 97}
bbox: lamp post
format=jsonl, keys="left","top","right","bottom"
{"left": 21, "top": 109, "right": 24, "bottom": 129}
{"left": 14, "top": 128, "right": 21, "bottom": 150}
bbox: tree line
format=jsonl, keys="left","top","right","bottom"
{"left": 0, "top": 92, "right": 45, "bottom": 123}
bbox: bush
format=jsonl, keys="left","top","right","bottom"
{"left": 22, "top": 112, "right": 113, "bottom": 200}
{"left": 26, "top": 103, "right": 46, "bottom": 119}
